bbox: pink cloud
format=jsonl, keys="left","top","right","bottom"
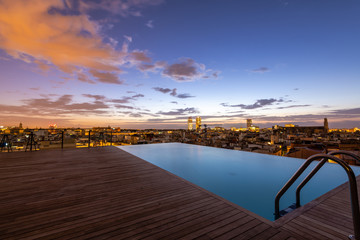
{"left": 130, "top": 51, "right": 152, "bottom": 63}
{"left": 0, "top": 0, "right": 136, "bottom": 84}
{"left": 80, "top": 0, "right": 164, "bottom": 17}
{"left": 89, "top": 69, "right": 124, "bottom": 84}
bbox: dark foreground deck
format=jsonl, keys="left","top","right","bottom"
{"left": 0, "top": 147, "right": 358, "bottom": 239}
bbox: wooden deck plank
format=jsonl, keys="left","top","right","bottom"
{"left": 58, "top": 199, "right": 229, "bottom": 240}
{"left": 279, "top": 174, "right": 360, "bottom": 240}
{"left": 4, "top": 190, "right": 207, "bottom": 239}
{"left": 230, "top": 221, "right": 271, "bottom": 240}
{"left": 304, "top": 209, "right": 353, "bottom": 232}
{"left": 198, "top": 215, "right": 255, "bottom": 239}
{"left": 98, "top": 201, "right": 238, "bottom": 239}
{"left": 213, "top": 218, "right": 262, "bottom": 239}
{"left": 1, "top": 146, "right": 359, "bottom": 239}
{"left": 296, "top": 215, "right": 350, "bottom": 238}
{"left": 266, "top": 229, "right": 300, "bottom": 240}
{"left": 178, "top": 212, "right": 248, "bottom": 240}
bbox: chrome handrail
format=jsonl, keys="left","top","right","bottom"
{"left": 296, "top": 151, "right": 360, "bottom": 207}
{"left": 274, "top": 153, "right": 360, "bottom": 239}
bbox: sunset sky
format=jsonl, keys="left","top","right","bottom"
{"left": 0, "top": 0, "right": 359, "bottom": 129}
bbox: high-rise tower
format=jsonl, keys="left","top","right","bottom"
{"left": 195, "top": 116, "right": 201, "bottom": 132}
{"left": 247, "top": 119, "right": 252, "bottom": 128}
{"left": 187, "top": 117, "right": 193, "bottom": 130}
{"left": 324, "top": 118, "right": 329, "bottom": 133}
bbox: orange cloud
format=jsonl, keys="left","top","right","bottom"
{"left": 0, "top": 0, "right": 124, "bottom": 84}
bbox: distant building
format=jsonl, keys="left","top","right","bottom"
{"left": 324, "top": 118, "right": 329, "bottom": 133}
{"left": 19, "top": 122, "right": 23, "bottom": 129}
{"left": 196, "top": 116, "right": 201, "bottom": 132}
{"left": 247, "top": 119, "right": 252, "bottom": 128}
{"left": 187, "top": 117, "right": 193, "bottom": 131}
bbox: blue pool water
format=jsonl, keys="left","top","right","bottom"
{"left": 118, "top": 143, "right": 360, "bottom": 221}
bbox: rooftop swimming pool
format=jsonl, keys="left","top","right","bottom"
{"left": 118, "top": 143, "right": 360, "bottom": 221}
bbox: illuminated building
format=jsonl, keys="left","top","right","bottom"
{"left": 196, "top": 116, "right": 201, "bottom": 132}
{"left": 187, "top": 117, "right": 193, "bottom": 130}
{"left": 247, "top": 119, "right": 252, "bottom": 128}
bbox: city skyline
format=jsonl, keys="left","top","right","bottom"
{"left": 1, "top": 0, "right": 360, "bottom": 129}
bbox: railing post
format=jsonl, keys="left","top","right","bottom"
{"left": 30, "top": 132, "right": 33, "bottom": 152}
{"left": 61, "top": 130, "right": 64, "bottom": 149}
{"left": 88, "top": 130, "right": 91, "bottom": 148}
{"left": 110, "top": 130, "right": 112, "bottom": 146}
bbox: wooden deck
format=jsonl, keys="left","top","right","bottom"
{"left": 0, "top": 146, "right": 358, "bottom": 239}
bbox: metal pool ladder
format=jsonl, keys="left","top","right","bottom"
{"left": 274, "top": 151, "right": 360, "bottom": 240}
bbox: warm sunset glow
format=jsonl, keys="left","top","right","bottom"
{"left": 0, "top": 0, "right": 359, "bottom": 129}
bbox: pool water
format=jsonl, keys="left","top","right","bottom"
{"left": 118, "top": 143, "right": 360, "bottom": 221}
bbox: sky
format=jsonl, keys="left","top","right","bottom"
{"left": 0, "top": 0, "right": 359, "bottom": 129}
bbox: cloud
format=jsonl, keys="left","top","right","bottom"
{"left": 82, "top": 94, "right": 107, "bottom": 101}
{"left": 170, "top": 88, "right": 177, "bottom": 97}
{"left": 146, "top": 20, "right": 154, "bottom": 28}
{"left": 130, "top": 50, "right": 152, "bottom": 63}
{"left": 212, "top": 71, "right": 220, "bottom": 78}
{"left": 114, "top": 104, "right": 135, "bottom": 109}
{"left": 77, "top": 72, "right": 96, "bottom": 84}
{"left": 124, "top": 35, "right": 133, "bottom": 42}
{"left": 0, "top": 56, "right": 11, "bottom": 61}
{"left": 82, "top": 93, "right": 143, "bottom": 104}
{"left": 171, "top": 101, "right": 178, "bottom": 104}
{"left": 138, "top": 61, "right": 167, "bottom": 72}
{"left": 157, "top": 108, "right": 199, "bottom": 116}
{"left": 277, "top": 104, "right": 311, "bottom": 109}
{"left": 130, "top": 113, "right": 142, "bottom": 118}
{"left": 138, "top": 64, "right": 156, "bottom": 71}
{"left": 221, "top": 98, "right": 282, "bottom": 109}
{"left": 162, "top": 58, "right": 217, "bottom": 82}
{"left": 153, "top": 87, "right": 195, "bottom": 99}
{"left": 0, "top": 0, "right": 158, "bottom": 85}
{"left": 331, "top": 108, "right": 360, "bottom": 115}
{"left": 79, "top": 0, "right": 164, "bottom": 17}
{"left": 153, "top": 87, "right": 172, "bottom": 94}
{"left": 146, "top": 113, "right": 246, "bottom": 123}
{"left": 111, "top": 97, "right": 133, "bottom": 104}
{"left": 88, "top": 69, "right": 123, "bottom": 84}
{"left": 132, "top": 94, "right": 145, "bottom": 98}
{"left": 135, "top": 56, "right": 217, "bottom": 83}
{"left": 176, "top": 93, "right": 195, "bottom": 99}
{"left": 251, "top": 67, "right": 270, "bottom": 73}
{"left": 0, "top": 94, "right": 111, "bottom": 117}
{"left": 34, "top": 59, "right": 51, "bottom": 71}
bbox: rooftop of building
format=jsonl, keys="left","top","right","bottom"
{"left": 0, "top": 146, "right": 359, "bottom": 239}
